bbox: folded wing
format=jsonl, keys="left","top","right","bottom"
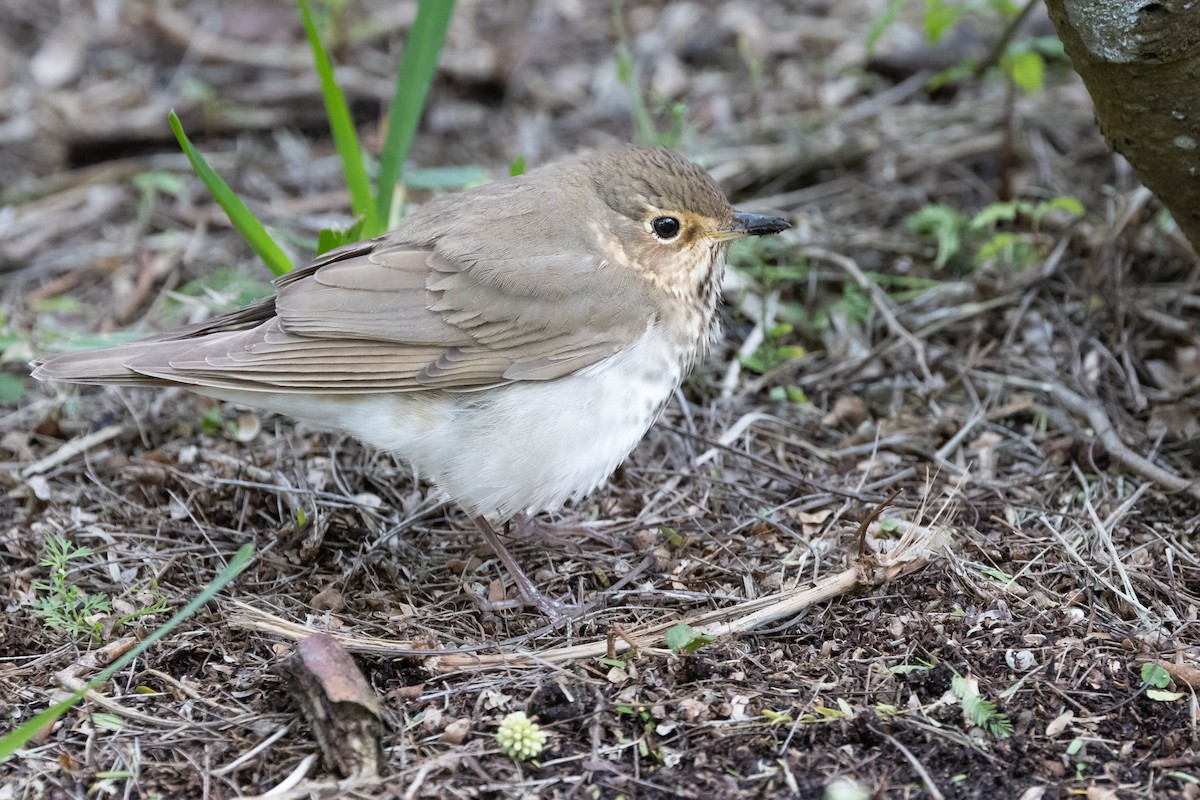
{"left": 34, "top": 233, "right": 653, "bottom": 395}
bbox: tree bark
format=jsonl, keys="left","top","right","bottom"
{"left": 1044, "top": 0, "right": 1200, "bottom": 253}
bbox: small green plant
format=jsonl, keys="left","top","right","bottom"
{"left": 888, "top": 660, "right": 934, "bottom": 675}
{"left": 868, "top": 0, "right": 1066, "bottom": 94}
{"left": 132, "top": 171, "right": 187, "bottom": 229}
{"left": 951, "top": 673, "right": 1012, "bottom": 736}
{"left": 1066, "top": 736, "right": 1086, "bottom": 779}
{"left": 1, "top": 544, "right": 253, "bottom": 762}
{"left": 740, "top": 323, "right": 805, "bottom": 375}
{"left": 1141, "top": 662, "right": 1184, "bottom": 702}
{"left": 613, "top": 0, "right": 686, "bottom": 148}
{"left": 726, "top": 237, "right": 812, "bottom": 401}
{"left": 761, "top": 708, "right": 794, "bottom": 725}
{"left": 166, "top": 267, "right": 275, "bottom": 321}
{"left": 496, "top": 711, "right": 547, "bottom": 761}
{"left": 0, "top": 312, "right": 30, "bottom": 404}
{"left": 907, "top": 196, "right": 1084, "bottom": 271}
{"left": 664, "top": 622, "right": 713, "bottom": 655}
{"left": 33, "top": 535, "right": 171, "bottom": 642}
{"left": 33, "top": 534, "right": 113, "bottom": 642}
{"left": 740, "top": 322, "right": 807, "bottom": 404}
{"left": 614, "top": 703, "right": 666, "bottom": 761}
{"left": 199, "top": 406, "right": 230, "bottom": 437}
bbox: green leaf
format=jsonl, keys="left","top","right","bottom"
{"left": 923, "top": 0, "right": 962, "bottom": 44}
{"left": 906, "top": 204, "right": 964, "bottom": 269}
{"left": 131, "top": 171, "right": 186, "bottom": 198}
{"left": 987, "top": 0, "right": 1022, "bottom": 16}
{"left": 316, "top": 217, "right": 367, "bottom": 255}
{"left": 889, "top": 663, "right": 932, "bottom": 675}
{"left": 865, "top": 0, "right": 911, "bottom": 57}
{"left": 980, "top": 566, "right": 1015, "bottom": 583}
{"left": 509, "top": 156, "right": 526, "bottom": 177}
{"left": 0, "top": 373, "right": 24, "bottom": 404}
{"left": 969, "top": 201, "right": 1027, "bottom": 229}
{"left": 613, "top": 0, "right": 658, "bottom": 146}
{"left": 952, "top": 674, "right": 1012, "bottom": 737}
{"left": 813, "top": 704, "right": 846, "bottom": 719}
{"left": 785, "top": 385, "right": 807, "bottom": 403}
{"left": 739, "top": 351, "right": 767, "bottom": 373}
{"left": 1047, "top": 196, "right": 1085, "bottom": 217}
{"left": 168, "top": 112, "right": 295, "bottom": 276}
{"left": 0, "top": 543, "right": 254, "bottom": 762}
{"left": 90, "top": 713, "right": 125, "bottom": 732}
{"left": 664, "top": 623, "right": 714, "bottom": 655}
{"left": 404, "top": 165, "right": 490, "bottom": 190}
{"left": 169, "top": 268, "right": 274, "bottom": 317}
{"left": 1006, "top": 50, "right": 1045, "bottom": 93}
{"left": 926, "top": 62, "right": 977, "bottom": 92}
{"left": 297, "top": 0, "right": 381, "bottom": 237}
{"left": 1141, "top": 662, "right": 1171, "bottom": 689}
{"left": 377, "top": 0, "right": 456, "bottom": 224}
{"left": 976, "top": 232, "right": 1036, "bottom": 269}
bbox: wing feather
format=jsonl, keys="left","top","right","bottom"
{"left": 36, "top": 170, "right": 658, "bottom": 394}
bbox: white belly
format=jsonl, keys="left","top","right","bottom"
{"left": 235, "top": 327, "right": 687, "bottom": 519}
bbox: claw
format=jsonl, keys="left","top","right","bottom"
{"left": 472, "top": 516, "right": 583, "bottom": 618}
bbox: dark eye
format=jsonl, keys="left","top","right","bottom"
{"left": 651, "top": 216, "right": 681, "bottom": 240}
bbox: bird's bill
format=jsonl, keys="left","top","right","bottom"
{"left": 707, "top": 212, "right": 791, "bottom": 241}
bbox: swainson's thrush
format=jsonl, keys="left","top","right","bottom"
{"left": 34, "top": 146, "right": 789, "bottom": 614}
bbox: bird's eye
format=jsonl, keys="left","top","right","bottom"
{"left": 651, "top": 216, "right": 682, "bottom": 240}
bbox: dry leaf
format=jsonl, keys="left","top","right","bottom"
{"left": 1045, "top": 709, "right": 1073, "bottom": 738}
{"left": 822, "top": 395, "right": 869, "bottom": 428}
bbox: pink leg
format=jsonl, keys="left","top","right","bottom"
{"left": 472, "top": 516, "right": 580, "bottom": 617}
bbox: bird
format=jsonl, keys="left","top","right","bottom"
{"left": 33, "top": 145, "right": 790, "bottom": 615}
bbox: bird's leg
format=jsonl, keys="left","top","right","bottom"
{"left": 472, "top": 516, "right": 577, "bottom": 617}
{"left": 510, "top": 512, "right": 628, "bottom": 550}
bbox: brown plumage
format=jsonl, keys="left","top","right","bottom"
{"left": 34, "top": 145, "right": 789, "bottom": 615}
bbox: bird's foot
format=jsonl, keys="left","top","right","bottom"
{"left": 472, "top": 516, "right": 583, "bottom": 618}
{"left": 475, "top": 584, "right": 582, "bottom": 618}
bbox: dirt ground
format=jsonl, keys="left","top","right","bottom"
{"left": 2, "top": 0, "right": 1199, "bottom": 798}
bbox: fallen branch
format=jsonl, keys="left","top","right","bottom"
{"left": 22, "top": 423, "right": 125, "bottom": 478}
{"left": 1047, "top": 380, "right": 1200, "bottom": 504}
{"left": 228, "top": 517, "right": 946, "bottom": 673}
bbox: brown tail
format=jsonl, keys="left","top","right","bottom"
{"left": 32, "top": 346, "right": 176, "bottom": 387}
{"left": 32, "top": 294, "right": 278, "bottom": 389}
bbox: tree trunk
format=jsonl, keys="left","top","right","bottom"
{"left": 1044, "top": 0, "right": 1200, "bottom": 253}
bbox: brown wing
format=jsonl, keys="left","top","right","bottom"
{"left": 35, "top": 235, "right": 655, "bottom": 394}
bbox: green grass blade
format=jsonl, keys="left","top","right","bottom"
{"left": 613, "top": 0, "right": 658, "bottom": 146}
{"left": 0, "top": 543, "right": 255, "bottom": 761}
{"left": 168, "top": 112, "right": 295, "bottom": 276}
{"left": 376, "top": 0, "right": 456, "bottom": 224}
{"left": 297, "top": 0, "right": 382, "bottom": 237}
